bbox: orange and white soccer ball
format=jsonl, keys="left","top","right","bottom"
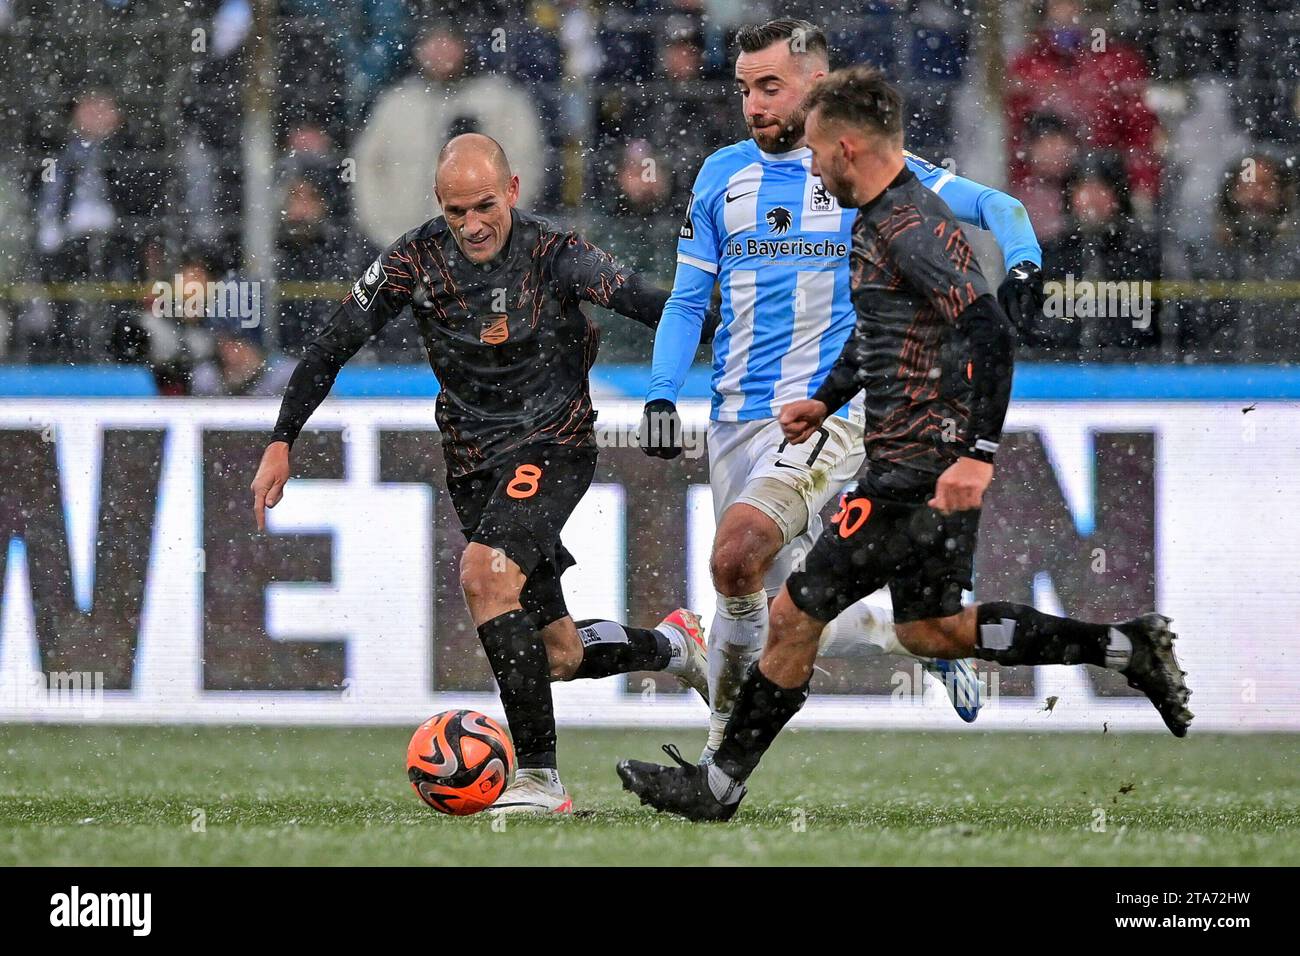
{"left": 406, "top": 710, "right": 515, "bottom": 816}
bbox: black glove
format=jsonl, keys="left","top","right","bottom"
{"left": 638, "top": 399, "right": 683, "bottom": 459}
{"left": 997, "top": 260, "right": 1044, "bottom": 337}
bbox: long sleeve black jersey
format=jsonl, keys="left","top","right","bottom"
{"left": 812, "top": 166, "right": 1015, "bottom": 495}
{"left": 272, "top": 208, "right": 668, "bottom": 477}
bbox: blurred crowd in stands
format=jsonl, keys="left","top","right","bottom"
{"left": 0, "top": 0, "right": 1298, "bottom": 392}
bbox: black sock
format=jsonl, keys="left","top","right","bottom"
{"left": 477, "top": 609, "right": 556, "bottom": 770}
{"left": 712, "top": 665, "right": 810, "bottom": 783}
{"left": 974, "top": 602, "right": 1111, "bottom": 667}
{"left": 569, "top": 619, "right": 671, "bottom": 679}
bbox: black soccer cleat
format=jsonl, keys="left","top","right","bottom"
{"left": 1118, "top": 614, "right": 1193, "bottom": 737}
{"left": 616, "top": 744, "right": 745, "bottom": 822}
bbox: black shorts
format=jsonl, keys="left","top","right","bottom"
{"left": 786, "top": 481, "right": 980, "bottom": 624}
{"left": 446, "top": 444, "right": 596, "bottom": 628}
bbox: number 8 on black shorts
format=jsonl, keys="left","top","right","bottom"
{"left": 445, "top": 444, "right": 597, "bottom": 626}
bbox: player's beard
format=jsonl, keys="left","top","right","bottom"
{"left": 749, "top": 105, "right": 808, "bottom": 153}
{"left": 819, "top": 156, "right": 858, "bottom": 208}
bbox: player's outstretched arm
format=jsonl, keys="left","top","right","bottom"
{"left": 639, "top": 262, "right": 715, "bottom": 459}
{"left": 251, "top": 246, "right": 411, "bottom": 529}
{"left": 906, "top": 154, "right": 1044, "bottom": 333}
{"left": 906, "top": 153, "right": 1041, "bottom": 269}
{"left": 886, "top": 205, "right": 1015, "bottom": 513}
{"left": 251, "top": 331, "right": 360, "bottom": 531}
{"left": 637, "top": 157, "right": 725, "bottom": 459}
{"left": 801, "top": 305, "right": 870, "bottom": 431}
{"left": 889, "top": 221, "right": 1019, "bottom": 476}
{"left": 786, "top": 276, "right": 874, "bottom": 444}
{"left": 776, "top": 324, "right": 863, "bottom": 445}
{"left": 551, "top": 232, "right": 716, "bottom": 460}
{"left": 929, "top": 294, "right": 1015, "bottom": 514}
{"left": 569, "top": 251, "right": 715, "bottom": 462}
{"left": 251, "top": 441, "right": 290, "bottom": 532}
{"left": 965, "top": 183, "right": 1043, "bottom": 333}
{"left": 601, "top": 269, "right": 722, "bottom": 343}
{"left": 555, "top": 237, "right": 721, "bottom": 340}
{"left": 553, "top": 235, "right": 662, "bottom": 328}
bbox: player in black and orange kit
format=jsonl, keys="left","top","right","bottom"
{"left": 250, "top": 134, "right": 709, "bottom": 815}
{"left": 618, "top": 68, "right": 1193, "bottom": 821}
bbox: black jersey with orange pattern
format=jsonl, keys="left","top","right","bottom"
{"left": 271, "top": 208, "right": 667, "bottom": 477}
{"left": 811, "top": 165, "right": 1013, "bottom": 495}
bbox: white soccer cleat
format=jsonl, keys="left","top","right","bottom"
{"left": 487, "top": 770, "right": 574, "bottom": 816}
{"left": 659, "top": 608, "right": 710, "bottom": 704}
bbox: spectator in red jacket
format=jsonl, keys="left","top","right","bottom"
{"left": 1007, "top": 0, "right": 1161, "bottom": 217}
{"left": 1017, "top": 113, "right": 1080, "bottom": 246}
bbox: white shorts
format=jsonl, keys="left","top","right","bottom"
{"left": 708, "top": 415, "right": 866, "bottom": 596}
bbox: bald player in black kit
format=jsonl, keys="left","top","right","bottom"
{"left": 251, "top": 134, "right": 710, "bottom": 814}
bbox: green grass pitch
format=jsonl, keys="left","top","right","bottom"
{"left": 0, "top": 725, "right": 1295, "bottom": 866}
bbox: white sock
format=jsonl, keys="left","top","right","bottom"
{"left": 706, "top": 592, "right": 768, "bottom": 752}
{"left": 706, "top": 762, "right": 746, "bottom": 805}
{"left": 818, "top": 600, "right": 919, "bottom": 659}
{"left": 514, "top": 767, "right": 564, "bottom": 793}
{"left": 655, "top": 623, "right": 691, "bottom": 675}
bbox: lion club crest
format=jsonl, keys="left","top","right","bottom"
{"left": 766, "top": 206, "right": 792, "bottom": 234}
{"left": 810, "top": 182, "right": 835, "bottom": 212}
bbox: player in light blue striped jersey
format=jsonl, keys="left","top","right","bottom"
{"left": 637, "top": 17, "right": 1044, "bottom": 759}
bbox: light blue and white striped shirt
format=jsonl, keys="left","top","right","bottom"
{"left": 647, "top": 140, "right": 1040, "bottom": 421}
